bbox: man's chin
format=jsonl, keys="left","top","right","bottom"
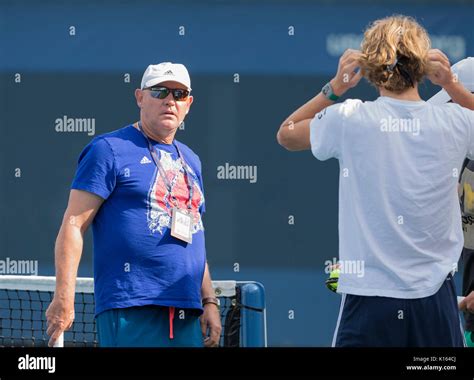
{"left": 152, "top": 121, "right": 179, "bottom": 132}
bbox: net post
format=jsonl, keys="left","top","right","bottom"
{"left": 239, "top": 282, "right": 267, "bottom": 347}
{"left": 0, "top": 276, "right": 265, "bottom": 347}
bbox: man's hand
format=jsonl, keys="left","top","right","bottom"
{"left": 45, "top": 297, "right": 75, "bottom": 347}
{"left": 200, "top": 303, "right": 222, "bottom": 347}
{"left": 459, "top": 291, "right": 474, "bottom": 314}
{"left": 427, "top": 49, "right": 453, "bottom": 88}
{"left": 330, "top": 49, "right": 364, "bottom": 96}
{"left": 427, "top": 49, "right": 474, "bottom": 109}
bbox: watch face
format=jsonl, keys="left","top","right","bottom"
{"left": 322, "top": 84, "right": 329, "bottom": 95}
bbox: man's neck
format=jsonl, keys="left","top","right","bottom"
{"left": 135, "top": 121, "right": 176, "bottom": 145}
{"left": 379, "top": 86, "right": 422, "bottom": 101}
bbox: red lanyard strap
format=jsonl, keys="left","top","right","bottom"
{"left": 137, "top": 122, "right": 193, "bottom": 210}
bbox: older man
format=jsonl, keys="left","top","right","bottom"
{"left": 46, "top": 62, "right": 221, "bottom": 347}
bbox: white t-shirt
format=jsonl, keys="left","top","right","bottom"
{"left": 310, "top": 96, "right": 474, "bottom": 298}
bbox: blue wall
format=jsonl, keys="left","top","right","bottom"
{"left": 2, "top": 0, "right": 473, "bottom": 74}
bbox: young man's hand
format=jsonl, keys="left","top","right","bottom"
{"left": 427, "top": 49, "right": 453, "bottom": 88}
{"left": 330, "top": 49, "right": 364, "bottom": 96}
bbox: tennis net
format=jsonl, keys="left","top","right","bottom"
{"left": 0, "top": 275, "right": 266, "bottom": 347}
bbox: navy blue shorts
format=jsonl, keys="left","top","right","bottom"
{"left": 96, "top": 305, "right": 203, "bottom": 347}
{"left": 333, "top": 275, "right": 465, "bottom": 347}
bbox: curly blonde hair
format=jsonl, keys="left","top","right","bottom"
{"left": 359, "top": 15, "right": 432, "bottom": 93}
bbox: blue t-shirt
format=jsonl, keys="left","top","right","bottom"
{"left": 71, "top": 125, "right": 206, "bottom": 316}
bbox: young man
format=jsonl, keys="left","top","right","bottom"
{"left": 277, "top": 16, "right": 473, "bottom": 346}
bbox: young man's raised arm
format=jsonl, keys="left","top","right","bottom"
{"left": 277, "top": 49, "right": 363, "bottom": 151}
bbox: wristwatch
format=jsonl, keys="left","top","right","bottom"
{"left": 321, "top": 82, "right": 340, "bottom": 101}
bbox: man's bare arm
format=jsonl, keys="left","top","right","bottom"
{"left": 276, "top": 93, "right": 334, "bottom": 151}
{"left": 200, "top": 262, "right": 222, "bottom": 347}
{"left": 46, "top": 189, "right": 104, "bottom": 346}
{"left": 201, "top": 262, "right": 215, "bottom": 299}
{"left": 444, "top": 81, "right": 474, "bottom": 110}
{"left": 277, "top": 49, "right": 363, "bottom": 151}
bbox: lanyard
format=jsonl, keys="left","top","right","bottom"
{"left": 137, "top": 122, "right": 193, "bottom": 210}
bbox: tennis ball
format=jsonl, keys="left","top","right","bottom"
{"left": 464, "top": 183, "right": 474, "bottom": 215}
{"left": 325, "top": 268, "right": 340, "bottom": 293}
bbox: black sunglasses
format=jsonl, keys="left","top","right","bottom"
{"left": 144, "top": 86, "right": 190, "bottom": 101}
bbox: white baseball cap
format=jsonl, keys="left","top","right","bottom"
{"left": 140, "top": 62, "right": 191, "bottom": 91}
{"left": 428, "top": 57, "right": 474, "bottom": 104}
